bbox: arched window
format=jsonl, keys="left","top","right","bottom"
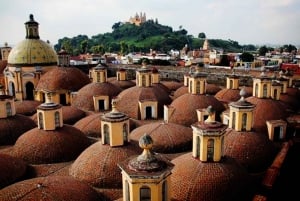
{"left": 232, "top": 112, "right": 236, "bottom": 129}
{"left": 103, "top": 124, "right": 110, "bottom": 144}
{"left": 140, "top": 186, "right": 151, "bottom": 201}
{"left": 55, "top": 111, "right": 60, "bottom": 127}
{"left": 196, "top": 136, "right": 201, "bottom": 158}
{"left": 255, "top": 83, "right": 258, "bottom": 97}
{"left": 207, "top": 139, "right": 214, "bottom": 161}
{"left": 203, "top": 81, "right": 206, "bottom": 94}
{"left": 263, "top": 84, "right": 268, "bottom": 98}
{"left": 242, "top": 113, "right": 247, "bottom": 131}
{"left": 221, "top": 136, "right": 225, "bottom": 156}
{"left": 38, "top": 112, "right": 44, "bottom": 129}
{"left": 96, "top": 72, "right": 100, "bottom": 82}
{"left": 142, "top": 75, "right": 146, "bottom": 86}
{"left": 274, "top": 89, "right": 278, "bottom": 99}
{"left": 196, "top": 81, "right": 201, "bottom": 94}
{"left": 189, "top": 80, "right": 193, "bottom": 92}
{"left": 6, "top": 102, "right": 12, "bottom": 116}
{"left": 230, "top": 80, "right": 233, "bottom": 89}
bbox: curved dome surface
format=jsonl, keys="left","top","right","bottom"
{"left": 8, "top": 39, "right": 58, "bottom": 66}
{"left": 36, "top": 67, "right": 91, "bottom": 91}
{"left": 246, "top": 97, "right": 289, "bottom": 133}
{"left": 11, "top": 125, "right": 91, "bottom": 164}
{"left": 224, "top": 129, "right": 278, "bottom": 173}
{"left": 171, "top": 154, "right": 253, "bottom": 201}
{"left": 0, "top": 154, "right": 27, "bottom": 188}
{"left": 69, "top": 141, "right": 140, "bottom": 188}
{"left": 130, "top": 121, "right": 193, "bottom": 153}
{"left": 72, "top": 82, "right": 122, "bottom": 111}
{"left": 0, "top": 114, "right": 36, "bottom": 145}
{"left": 168, "top": 93, "right": 225, "bottom": 126}
{"left": 0, "top": 176, "right": 105, "bottom": 201}
{"left": 73, "top": 113, "right": 102, "bottom": 138}
{"left": 117, "top": 86, "right": 172, "bottom": 119}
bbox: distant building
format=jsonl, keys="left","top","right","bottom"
{"left": 128, "top": 12, "right": 146, "bottom": 26}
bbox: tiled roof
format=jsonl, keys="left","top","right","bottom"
{"left": 168, "top": 93, "right": 225, "bottom": 127}
{"left": 130, "top": 121, "right": 193, "bottom": 153}
{"left": 72, "top": 82, "right": 122, "bottom": 111}
{"left": 0, "top": 176, "right": 105, "bottom": 201}
{"left": 224, "top": 129, "right": 278, "bottom": 173}
{"left": 246, "top": 96, "right": 289, "bottom": 133}
{"left": 117, "top": 85, "right": 172, "bottom": 119}
{"left": 15, "top": 100, "right": 42, "bottom": 116}
{"left": 0, "top": 114, "right": 36, "bottom": 145}
{"left": 74, "top": 113, "right": 103, "bottom": 138}
{"left": 0, "top": 154, "right": 27, "bottom": 189}
{"left": 36, "top": 67, "right": 91, "bottom": 91}
{"left": 69, "top": 141, "right": 140, "bottom": 188}
{"left": 10, "top": 125, "right": 91, "bottom": 164}
{"left": 108, "top": 77, "right": 135, "bottom": 90}
{"left": 215, "top": 89, "right": 242, "bottom": 104}
{"left": 171, "top": 153, "right": 253, "bottom": 201}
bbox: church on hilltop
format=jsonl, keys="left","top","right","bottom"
{"left": 128, "top": 12, "right": 146, "bottom": 26}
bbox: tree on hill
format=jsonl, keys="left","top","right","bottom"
{"left": 198, "top": 32, "right": 206, "bottom": 39}
{"left": 240, "top": 52, "right": 254, "bottom": 62}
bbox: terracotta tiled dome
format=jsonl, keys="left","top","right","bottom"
{"left": 36, "top": 67, "right": 90, "bottom": 92}
{"left": 31, "top": 106, "right": 86, "bottom": 125}
{"left": 10, "top": 125, "right": 91, "bottom": 164}
{"left": 161, "top": 80, "right": 184, "bottom": 92}
{"left": 224, "top": 129, "right": 278, "bottom": 174}
{"left": 69, "top": 142, "right": 140, "bottom": 188}
{"left": 116, "top": 86, "right": 172, "bottom": 119}
{"left": 73, "top": 113, "right": 103, "bottom": 138}
{"left": 130, "top": 121, "right": 193, "bottom": 153}
{"left": 173, "top": 83, "right": 222, "bottom": 99}
{"left": 246, "top": 97, "right": 289, "bottom": 133}
{"left": 15, "top": 100, "right": 42, "bottom": 116}
{"left": 168, "top": 93, "right": 225, "bottom": 127}
{"left": 0, "top": 114, "right": 36, "bottom": 145}
{"left": 171, "top": 154, "right": 253, "bottom": 201}
{"left": 215, "top": 89, "right": 243, "bottom": 104}
{"left": 108, "top": 77, "right": 135, "bottom": 90}
{"left": 72, "top": 82, "right": 122, "bottom": 111}
{"left": 0, "top": 154, "right": 27, "bottom": 188}
{"left": 0, "top": 176, "right": 105, "bottom": 201}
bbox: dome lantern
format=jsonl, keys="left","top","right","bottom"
{"left": 25, "top": 14, "right": 40, "bottom": 39}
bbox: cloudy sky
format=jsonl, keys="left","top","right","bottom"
{"left": 1, "top": 0, "right": 299, "bottom": 47}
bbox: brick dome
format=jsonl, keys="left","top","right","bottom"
{"left": 72, "top": 82, "right": 122, "bottom": 111}
{"left": 246, "top": 97, "right": 289, "bottom": 133}
{"left": 0, "top": 154, "right": 27, "bottom": 189}
{"left": 73, "top": 113, "right": 102, "bottom": 138}
{"left": 168, "top": 93, "right": 225, "bottom": 127}
{"left": 69, "top": 142, "right": 140, "bottom": 188}
{"left": 0, "top": 114, "right": 36, "bottom": 145}
{"left": 36, "top": 67, "right": 90, "bottom": 92}
{"left": 0, "top": 176, "right": 105, "bottom": 201}
{"left": 224, "top": 129, "right": 278, "bottom": 174}
{"left": 10, "top": 125, "right": 91, "bottom": 164}
{"left": 15, "top": 100, "right": 42, "bottom": 116}
{"left": 171, "top": 154, "right": 253, "bottom": 201}
{"left": 130, "top": 121, "right": 193, "bottom": 153}
{"left": 117, "top": 85, "right": 172, "bottom": 119}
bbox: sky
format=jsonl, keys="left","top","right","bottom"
{"left": 1, "top": 0, "right": 300, "bottom": 47}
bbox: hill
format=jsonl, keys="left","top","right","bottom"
{"left": 54, "top": 19, "right": 257, "bottom": 56}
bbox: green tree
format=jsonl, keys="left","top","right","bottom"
{"left": 240, "top": 52, "right": 254, "bottom": 62}
{"left": 198, "top": 32, "right": 206, "bottom": 39}
{"left": 80, "top": 40, "right": 88, "bottom": 53}
{"left": 258, "top": 46, "right": 268, "bottom": 56}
